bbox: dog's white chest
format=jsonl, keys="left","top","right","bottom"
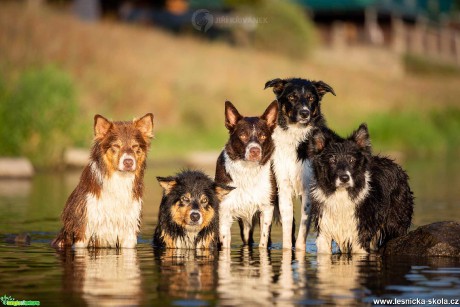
{"left": 172, "top": 232, "right": 199, "bottom": 249}
{"left": 221, "top": 152, "right": 272, "bottom": 219}
{"left": 313, "top": 188, "right": 360, "bottom": 250}
{"left": 272, "top": 126, "right": 312, "bottom": 195}
{"left": 85, "top": 172, "right": 141, "bottom": 247}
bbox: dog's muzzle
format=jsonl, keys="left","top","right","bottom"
{"left": 188, "top": 210, "right": 202, "bottom": 226}
{"left": 335, "top": 171, "right": 354, "bottom": 188}
{"left": 118, "top": 153, "right": 136, "bottom": 172}
{"left": 296, "top": 108, "right": 310, "bottom": 124}
{"left": 245, "top": 143, "right": 262, "bottom": 162}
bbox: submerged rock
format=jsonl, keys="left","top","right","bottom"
{"left": 382, "top": 221, "right": 460, "bottom": 257}
{"left": 5, "top": 233, "right": 31, "bottom": 245}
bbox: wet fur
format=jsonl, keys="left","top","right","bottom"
{"left": 215, "top": 101, "right": 278, "bottom": 248}
{"left": 309, "top": 124, "right": 414, "bottom": 254}
{"left": 52, "top": 114, "right": 154, "bottom": 248}
{"left": 264, "top": 77, "right": 337, "bottom": 249}
{"left": 153, "top": 170, "right": 232, "bottom": 249}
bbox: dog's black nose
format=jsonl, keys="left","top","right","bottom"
{"left": 190, "top": 212, "right": 201, "bottom": 222}
{"left": 299, "top": 110, "right": 310, "bottom": 119}
{"left": 123, "top": 159, "right": 134, "bottom": 169}
{"left": 339, "top": 174, "right": 350, "bottom": 183}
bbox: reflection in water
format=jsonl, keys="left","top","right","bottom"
{"left": 278, "top": 250, "right": 308, "bottom": 303}
{"left": 58, "top": 248, "right": 141, "bottom": 306}
{"left": 218, "top": 248, "right": 273, "bottom": 305}
{"left": 0, "top": 179, "right": 31, "bottom": 198}
{"left": 316, "top": 254, "right": 372, "bottom": 305}
{"left": 217, "top": 248, "right": 308, "bottom": 306}
{"left": 364, "top": 255, "right": 460, "bottom": 301}
{"left": 0, "top": 242, "right": 458, "bottom": 306}
{"left": 153, "top": 248, "right": 218, "bottom": 303}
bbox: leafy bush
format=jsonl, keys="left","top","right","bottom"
{"left": 0, "top": 66, "right": 80, "bottom": 169}
{"left": 365, "top": 108, "right": 460, "bottom": 156}
{"left": 230, "top": 0, "right": 317, "bottom": 58}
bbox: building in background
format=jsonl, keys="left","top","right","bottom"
{"left": 69, "top": 0, "right": 460, "bottom": 65}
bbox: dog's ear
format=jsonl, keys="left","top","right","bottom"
{"left": 94, "top": 115, "right": 112, "bottom": 139}
{"left": 351, "top": 123, "right": 371, "bottom": 152}
{"left": 261, "top": 100, "right": 278, "bottom": 130}
{"left": 225, "top": 101, "right": 242, "bottom": 131}
{"left": 312, "top": 81, "right": 336, "bottom": 98}
{"left": 214, "top": 183, "right": 235, "bottom": 202}
{"left": 134, "top": 113, "right": 154, "bottom": 140}
{"left": 157, "top": 176, "right": 177, "bottom": 195}
{"left": 309, "top": 128, "right": 327, "bottom": 156}
{"left": 264, "top": 78, "right": 287, "bottom": 97}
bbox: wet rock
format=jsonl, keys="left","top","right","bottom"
{"left": 0, "top": 158, "right": 34, "bottom": 178}
{"left": 382, "top": 221, "right": 460, "bottom": 257}
{"left": 5, "top": 233, "right": 31, "bottom": 245}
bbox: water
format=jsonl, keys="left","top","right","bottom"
{"left": 0, "top": 158, "right": 459, "bottom": 306}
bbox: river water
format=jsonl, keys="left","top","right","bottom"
{"left": 0, "top": 157, "right": 459, "bottom": 306}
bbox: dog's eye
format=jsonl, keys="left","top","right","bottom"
{"left": 201, "top": 196, "right": 208, "bottom": 204}
{"left": 288, "top": 95, "right": 296, "bottom": 102}
{"left": 112, "top": 144, "right": 121, "bottom": 150}
{"left": 239, "top": 133, "right": 248, "bottom": 141}
{"left": 132, "top": 144, "right": 139, "bottom": 150}
{"left": 349, "top": 157, "right": 355, "bottom": 163}
{"left": 259, "top": 134, "right": 266, "bottom": 140}
{"left": 181, "top": 196, "right": 190, "bottom": 203}
{"left": 308, "top": 96, "right": 314, "bottom": 102}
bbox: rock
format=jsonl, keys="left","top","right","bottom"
{"left": 5, "top": 233, "right": 31, "bottom": 245}
{"left": 185, "top": 151, "right": 220, "bottom": 169}
{"left": 0, "top": 158, "right": 34, "bottom": 178}
{"left": 64, "top": 148, "right": 89, "bottom": 168}
{"left": 382, "top": 221, "right": 460, "bottom": 257}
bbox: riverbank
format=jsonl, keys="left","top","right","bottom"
{"left": 1, "top": 2, "right": 459, "bottom": 167}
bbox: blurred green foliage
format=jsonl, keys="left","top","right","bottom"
{"left": 0, "top": 66, "right": 83, "bottom": 169}
{"left": 403, "top": 54, "right": 460, "bottom": 76}
{"left": 366, "top": 108, "right": 460, "bottom": 156}
{"left": 225, "top": 0, "right": 264, "bottom": 6}
{"left": 230, "top": 0, "right": 317, "bottom": 58}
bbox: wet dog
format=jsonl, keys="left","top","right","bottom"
{"left": 264, "top": 77, "right": 336, "bottom": 250}
{"left": 52, "top": 113, "right": 154, "bottom": 248}
{"left": 308, "top": 124, "right": 414, "bottom": 253}
{"left": 153, "top": 170, "right": 233, "bottom": 249}
{"left": 215, "top": 101, "right": 278, "bottom": 248}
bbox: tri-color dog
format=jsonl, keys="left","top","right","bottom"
{"left": 215, "top": 101, "right": 278, "bottom": 249}
{"left": 308, "top": 124, "right": 414, "bottom": 253}
{"left": 52, "top": 113, "right": 154, "bottom": 248}
{"left": 153, "top": 170, "right": 233, "bottom": 249}
{"left": 264, "top": 77, "right": 336, "bottom": 250}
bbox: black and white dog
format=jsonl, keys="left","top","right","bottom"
{"left": 215, "top": 100, "right": 278, "bottom": 248}
{"left": 308, "top": 124, "right": 414, "bottom": 253}
{"left": 264, "top": 77, "right": 336, "bottom": 250}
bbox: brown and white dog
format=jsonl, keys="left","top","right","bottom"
{"left": 215, "top": 101, "right": 278, "bottom": 249}
{"left": 52, "top": 113, "right": 154, "bottom": 249}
